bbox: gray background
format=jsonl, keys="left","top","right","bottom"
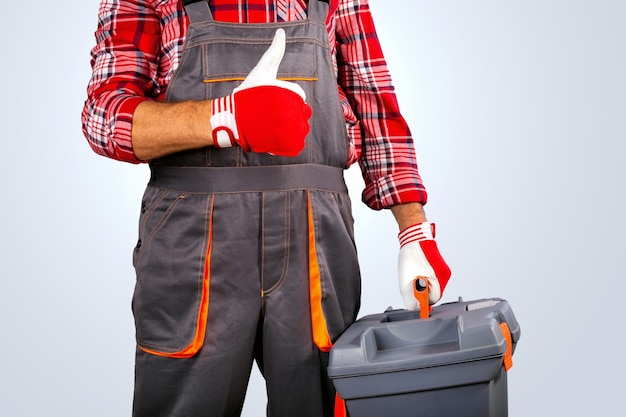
{"left": 1, "top": 0, "right": 624, "bottom": 415}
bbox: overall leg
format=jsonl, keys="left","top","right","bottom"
{"left": 257, "top": 190, "right": 361, "bottom": 417}
{"left": 132, "top": 190, "right": 266, "bottom": 417}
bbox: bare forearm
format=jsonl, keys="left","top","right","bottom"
{"left": 390, "top": 203, "right": 428, "bottom": 231}
{"left": 131, "top": 100, "right": 214, "bottom": 160}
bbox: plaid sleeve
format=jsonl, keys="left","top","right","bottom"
{"left": 335, "top": 0, "right": 428, "bottom": 210}
{"left": 81, "top": 0, "right": 165, "bottom": 163}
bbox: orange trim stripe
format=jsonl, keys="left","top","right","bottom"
{"left": 204, "top": 77, "right": 245, "bottom": 83}
{"left": 499, "top": 322, "right": 514, "bottom": 371}
{"left": 307, "top": 192, "right": 333, "bottom": 353}
{"left": 140, "top": 196, "right": 214, "bottom": 359}
{"left": 307, "top": 194, "right": 344, "bottom": 413}
{"left": 334, "top": 392, "right": 347, "bottom": 417}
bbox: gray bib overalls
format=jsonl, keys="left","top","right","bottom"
{"left": 131, "top": 1, "right": 360, "bottom": 415}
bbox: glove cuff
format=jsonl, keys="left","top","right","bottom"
{"left": 398, "top": 222, "right": 436, "bottom": 248}
{"left": 210, "top": 94, "right": 240, "bottom": 149}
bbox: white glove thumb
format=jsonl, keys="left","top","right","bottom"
{"left": 234, "top": 28, "right": 306, "bottom": 100}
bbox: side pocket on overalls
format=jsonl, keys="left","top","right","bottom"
{"left": 132, "top": 188, "right": 215, "bottom": 358}
{"left": 307, "top": 190, "right": 361, "bottom": 352}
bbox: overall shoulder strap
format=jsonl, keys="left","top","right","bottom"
{"left": 182, "top": 0, "right": 213, "bottom": 23}
{"left": 308, "top": 0, "right": 330, "bottom": 22}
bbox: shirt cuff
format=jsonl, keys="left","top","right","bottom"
{"left": 118, "top": 96, "right": 152, "bottom": 164}
{"left": 361, "top": 172, "right": 428, "bottom": 210}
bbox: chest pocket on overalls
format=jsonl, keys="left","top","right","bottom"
{"left": 202, "top": 37, "right": 319, "bottom": 103}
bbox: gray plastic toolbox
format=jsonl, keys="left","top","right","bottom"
{"left": 328, "top": 297, "right": 520, "bottom": 417}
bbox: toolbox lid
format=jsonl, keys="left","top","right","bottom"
{"left": 328, "top": 298, "right": 520, "bottom": 378}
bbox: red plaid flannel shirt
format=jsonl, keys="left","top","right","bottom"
{"left": 82, "top": 0, "right": 427, "bottom": 209}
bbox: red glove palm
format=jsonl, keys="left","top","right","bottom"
{"left": 210, "top": 29, "right": 312, "bottom": 157}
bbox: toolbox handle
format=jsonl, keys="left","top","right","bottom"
{"left": 413, "top": 276, "right": 432, "bottom": 319}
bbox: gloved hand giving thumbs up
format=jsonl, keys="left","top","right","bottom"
{"left": 210, "top": 29, "right": 312, "bottom": 156}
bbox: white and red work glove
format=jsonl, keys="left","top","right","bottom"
{"left": 398, "top": 222, "right": 452, "bottom": 309}
{"left": 210, "top": 28, "right": 312, "bottom": 156}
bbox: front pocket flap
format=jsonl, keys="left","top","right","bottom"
{"left": 132, "top": 195, "right": 214, "bottom": 358}
{"left": 203, "top": 38, "right": 317, "bottom": 82}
